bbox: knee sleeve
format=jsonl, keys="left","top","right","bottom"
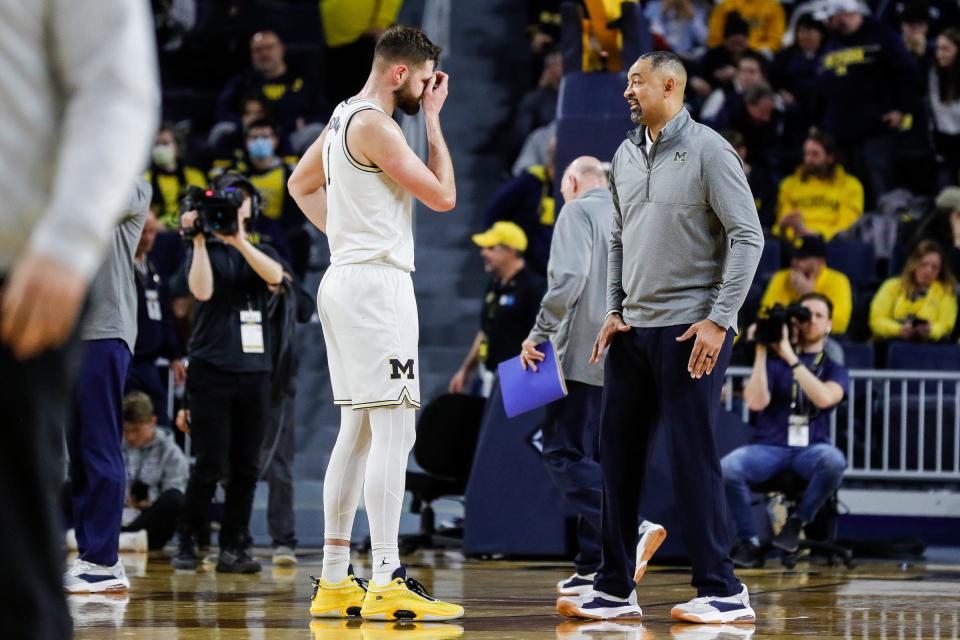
{"left": 364, "top": 406, "right": 416, "bottom": 547}
{"left": 323, "top": 408, "right": 372, "bottom": 540}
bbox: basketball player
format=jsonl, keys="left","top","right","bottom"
{"left": 288, "top": 26, "right": 462, "bottom": 621}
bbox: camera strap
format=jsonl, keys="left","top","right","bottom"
{"left": 789, "top": 349, "right": 826, "bottom": 415}
{"left": 788, "top": 350, "right": 826, "bottom": 447}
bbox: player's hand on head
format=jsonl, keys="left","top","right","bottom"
{"left": 422, "top": 71, "right": 449, "bottom": 116}
{"left": 520, "top": 339, "right": 545, "bottom": 372}
{"left": 0, "top": 252, "right": 88, "bottom": 360}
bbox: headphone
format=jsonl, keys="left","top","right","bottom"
{"left": 213, "top": 172, "right": 263, "bottom": 223}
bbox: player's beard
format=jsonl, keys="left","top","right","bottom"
{"left": 394, "top": 80, "right": 422, "bottom": 116}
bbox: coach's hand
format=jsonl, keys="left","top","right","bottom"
{"left": 677, "top": 319, "right": 726, "bottom": 379}
{"left": 590, "top": 313, "right": 630, "bottom": 364}
{"left": 520, "top": 339, "right": 545, "bottom": 372}
{"left": 422, "top": 71, "right": 449, "bottom": 117}
{"left": 0, "top": 251, "right": 87, "bottom": 360}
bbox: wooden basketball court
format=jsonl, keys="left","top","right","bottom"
{"left": 68, "top": 550, "right": 960, "bottom": 638}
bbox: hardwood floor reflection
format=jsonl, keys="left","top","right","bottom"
{"left": 69, "top": 550, "right": 960, "bottom": 638}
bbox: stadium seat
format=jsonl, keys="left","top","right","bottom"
{"left": 887, "top": 343, "right": 960, "bottom": 371}
{"left": 557, "top": 72, "right": 630, "bottom": 119}
{"left": 841, "top": 342, "right": 875, "bottom": 369}
{"left": 826, "top": 239, "right": 875, "bottom": 291}
{"left": 756, "top": 235, "right": 781, "bottom": 283}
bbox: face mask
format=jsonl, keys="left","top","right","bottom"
{"left": 247, "top": 137, "right": 274, "bottom": 160}
{"left": 152, "top": 144, "right": 176, "bottom": 168}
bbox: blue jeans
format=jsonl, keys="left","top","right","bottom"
{"left": 721, "top": 443, "right": 846, "bottom": 541}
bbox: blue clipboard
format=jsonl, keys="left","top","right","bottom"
{"left": 497, "top": 341, "right": 568, "bottom": 418}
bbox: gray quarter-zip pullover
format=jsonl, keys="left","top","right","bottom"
{"left": 528, "top": 187, "right": 612, "bottom": 386}
{"left": 607, "top": 108, "right": 764, "bottom": 330}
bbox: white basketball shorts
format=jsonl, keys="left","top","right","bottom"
{"left": 317, "top": 262, "right": 421, "bottom": 410}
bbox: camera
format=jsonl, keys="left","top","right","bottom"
{"left": 179, "top": 185, "right": 245, "bottom": 238}
{"left": 755, "top": 303, "right": 812, "bottom": 345}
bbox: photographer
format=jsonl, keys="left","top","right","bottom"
{"left": 722, "top": 293, "right": 849, "bottom": 567}
{"left": 121, "top": 392, "right": 188, "bottom": 551}
{"left": 172, "top": 173, "right": 283, "bottom": 574}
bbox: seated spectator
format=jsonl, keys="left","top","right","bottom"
{"left": 126, "top": 211, "right": 185, "bottom": 427}
{"left": 707, "top": 0, "right": 786, "bottom": 54}
{"left": 214, "top": 31, "right": 327, "bottom": 155}
{"left": 700, "top": 50, "right": 769, "bottom": 124}
{"left": 644, "top": 0, "right": 710, "bottom": 60}
{"left": 692, "top": 12, "right": 760, "bottom": 97}
{"left": 121, "top": 392, "right": 188, "bottom": 551}
{"left": 513, "top": 123, "right": 556, "bottom": 177}
{"left": 772, "top": 14, "right": 826, "bottom": 154}
{"left": 711, "top": 83, "right": 782, "bottom": 220}
{"left": 216, "top": 120, "right": 308, "bottom": 278}
{"left": 507, "top": 49, "right": 562, "bottom": 164}
{"left": 209, "top": 94, "right": 282, "bottom": 168}
{"left": 760, "top": 235, "right": 853, "bottom": 334}
{"left": 900, "top": 2, "right": 933, "bottom": 69}
{"left": 723, "top": 293, "right": 849, "bottom": 566}
{"left": 929, "top": 28, "right": 960, "bottom": 186}
{"left": 483, "top": 153, "right": 556, "bottom": 276}
{"left": 145, "top": 123, "right": 207, "bottom": 229}
{"left": 816, "top": 0, "right": 917, "bottom": 208}
{"left": 449, "top": 223, "right": 545, "bottom": 395}
{"left": 774, "top": 131, "right": 864, "bottom": 242}
{"left": 869, "top": 240, "right": 958, "bottom": 341}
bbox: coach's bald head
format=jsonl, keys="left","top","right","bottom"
{"left": 624, "top": 51, "right": 687, "bottom": 130}
{"left": 561, "top": 156, "right": 608, "bottom": 202}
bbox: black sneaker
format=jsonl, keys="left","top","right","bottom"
{"left": 171, "top": 535, "right": 199, "bottom": 570}
{"left": 216, "top": 547, "right": 262, "bottom": 574}
{"left": 772, "top": 516, "right": 804, "bottom": 553}
{"left": 731, "top": 540, "right": 763, "bottom": 568}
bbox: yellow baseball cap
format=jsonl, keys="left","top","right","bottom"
{"left": 471, "top": 221, "right": 528, "bottom": 252}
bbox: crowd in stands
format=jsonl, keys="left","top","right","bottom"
{"left": 474, "top": 0, "right": 960, "bottom": 384}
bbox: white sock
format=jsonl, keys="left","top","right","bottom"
{"left": 321, "top": 544, "right": 351, "bottom": 583}
{"left": 372, "top": 543, "right": 401, "bottom": 584}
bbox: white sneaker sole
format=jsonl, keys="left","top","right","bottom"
{"left": 671, "top": 605, "right": 756, "bottom": 624}
{"left": 556, "top": 598, "right": 643, "bottom": 621}
{"left": 64, "top": 578, "right": 130, "bottom": 594}
{"left": 635, "top": 526, "right": 667, "bottom": 583}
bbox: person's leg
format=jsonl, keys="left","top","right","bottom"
{"left": 0, "top": 337, "right": 76, "bottom": 638}
{"left": 71, "top": 339, "right": 131, "bottom": 566}
{"left": 123, "top": 489, "right": 184, "bottom": 549}
{"left": 656, "top": 326, "right": 740, "bottom": 598}
{"left": 264, "top": 390, "right": 298, "bottom": 549}
{"left": 177, "top": 362, "right": 231, "bottom": 544}
{"left": 540, "top": 381, "right": 604, "bottom": 576}
{"left": 219, "top": 374, "right": 269, "bottom": 551}
{"left": 593, "top": 329, "right": 659, "bottom": 600}
{"left": 321, "top": 408, "right": 372, "bottom": 581}
{"left": 721, "top": 444, "right": 793, "bottom": 542}
{"left": 364, "top": 405, "right": 417, "bottom": 585}
{"left": 789, "top": 444, "right": 847, "bottom": 524}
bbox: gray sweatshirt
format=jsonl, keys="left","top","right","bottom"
{"left": 80, "top": 180, "right": 151, "bottom": 353}
{"left": 123, "top": 428, "right": 188, "bottom": 504}
{"left": 607, "top": 108, "right": 764, "bottom": 330}
{"left": 0, "top": 0, "right": 158, "bottom": 281}
{"left": 528, "top": 188, "right": 612, "bottom": 386}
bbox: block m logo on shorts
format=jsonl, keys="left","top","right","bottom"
{"left": 389, "top": 358, "right": 415, "bottom": 380}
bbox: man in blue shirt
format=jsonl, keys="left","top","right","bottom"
{"left": 722, "top": 292, "right": 849, "bottom": 566}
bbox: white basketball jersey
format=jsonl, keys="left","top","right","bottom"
{"left": 322, "top": 98, "right": 415, "bottom": 272}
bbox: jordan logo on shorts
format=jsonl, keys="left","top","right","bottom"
{"left": 389, "top": 358, "right": 416, "bottom": 380}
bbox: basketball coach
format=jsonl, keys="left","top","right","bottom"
{"left": 560, "top": 51, "right": 764, "bottom": 624}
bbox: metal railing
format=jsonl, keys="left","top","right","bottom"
{"left": 724, "top": 366, "right": 960, "bottom": 481}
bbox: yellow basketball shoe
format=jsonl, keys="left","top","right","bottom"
{"left": 360, "top": 567, "right": 464, "bottom": 622}
{"left": 310, "top": 565, "right": 368, "bottom": 618}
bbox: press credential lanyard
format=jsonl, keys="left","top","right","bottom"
{"left": 788, "top": 350, "right": 825, "bottom": 448}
